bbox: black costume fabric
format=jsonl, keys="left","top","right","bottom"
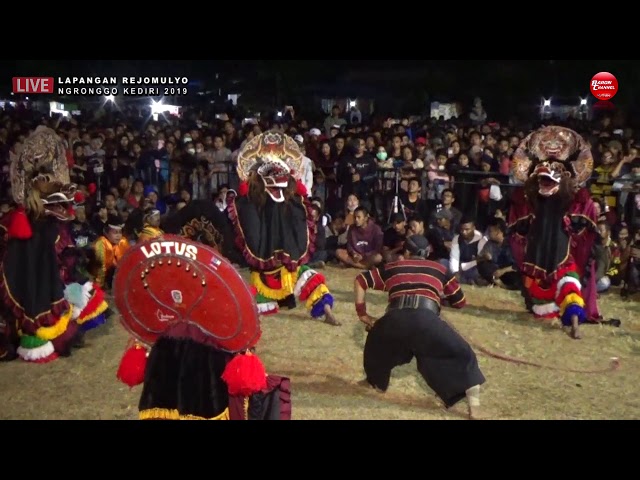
{"left": 1, "top": 217, "right": 70, "bottom": 334}
{"left": 522, "top": 195, "right": 571, "bottom": 280}
{"left": 138, "top": 336, "right": 233, "bottom": 419}
{"left": 364, "top": 308, "right": 485, "bottom": 408}
{"left": 161, "top": 200, "right": 242, "bottom": 264}
{"left": 230, "top": 195, "right": 311, "bottom": 272}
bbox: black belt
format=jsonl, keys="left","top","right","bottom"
{"left": 386, "top": 295, "right": 440, "bottom": 315}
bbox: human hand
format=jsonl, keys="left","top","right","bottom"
{"left": 359, "top": 314, "right": 377, "bottom": 330}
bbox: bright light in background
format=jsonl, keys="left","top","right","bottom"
{"left": 277, "top": 111, "right": 283, "bottom": 117}
{"left": 105, "top": 95, "right": 114, "bottom": 102}
{"left": 543, "top": 98, "right": 551, "bottom": 107}
{"left": 150, "top": 100, "right": 163, "bottom": 121}
{"left": 150, "top": 99, "right": 164, "bottom": 113}
{"left": 349, "top": 100, "right": 356, "bottom": 108}
{"left": 25, "top": 97, "right": 29, "bottom": 100}
{"left": 580, "top": 98, "right": 587, "bottom": 105}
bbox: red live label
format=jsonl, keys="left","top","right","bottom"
{"left": 12, "top": 77, "right": 54, "bottom": 94}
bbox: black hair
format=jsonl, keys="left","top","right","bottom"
{"left": 487, "top": 217, "right": 507, "bottom": 234}
{"left": 354, "top": 205, "right": 369, "bottom": 216}
{"left": 459, "top": 215, "right": 475, "bottom": 226}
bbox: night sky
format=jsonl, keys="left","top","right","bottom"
{"left": 2, "top": 59, "right": 638, "bottom": 102}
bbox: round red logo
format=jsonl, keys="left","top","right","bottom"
{"left": 590, "top": 72, "right": 618, "bottom": 100}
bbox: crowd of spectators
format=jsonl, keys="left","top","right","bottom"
{"left": 0, "top": 101, "right": 638, "bottom": 299}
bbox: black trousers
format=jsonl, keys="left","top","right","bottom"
{"left": 363, "top": 308, "right": 485, "bottom": 408}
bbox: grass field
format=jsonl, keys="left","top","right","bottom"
{"left": 1, "top": 265, "right": 639, "bottom": 420}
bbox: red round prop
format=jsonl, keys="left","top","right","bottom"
{"left": 113, "top": 234, "right": 261, "bottom": 353}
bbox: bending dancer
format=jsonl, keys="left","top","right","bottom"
{"left": 353, "top": 235, "right": 486, "bottom": 420}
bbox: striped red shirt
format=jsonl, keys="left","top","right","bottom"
{"left": 356, "top": 258, "right": 466, "bottom": 309}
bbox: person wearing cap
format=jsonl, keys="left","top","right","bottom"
{"left": 91, "top": 216, "right": 131, "bottom": 290}
{"left": 426, "top": 209, "right": 455, "bottom": 269}
{"left": 137, "top": 209, "right": 164, "bottom": 242}
{"left": 353, "top": 234, "right": 486, "bottom": 420}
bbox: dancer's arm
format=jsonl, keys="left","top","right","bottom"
{"left": 354, "top": 267, "right": 385, "bottom": 327}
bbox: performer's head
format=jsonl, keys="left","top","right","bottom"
{"left": 104, "top": 217, "right": 124, "bottom": 245}
{"left": 404, "top": 235, "right": 430, "bottom": 259}
{"left": 143, "top": 209, "right": 161, "bottom": 228}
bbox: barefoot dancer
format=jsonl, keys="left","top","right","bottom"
{"left": 509, "top": 127, "right": 597, "bottom": 339}
{"left": 228, "top": 131, "right": 340, "bottom": 325}
{"left": 354, "top": 235, "right": 486, "bottom": 420}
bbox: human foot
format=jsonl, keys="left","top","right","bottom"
{"left": 323, "top": 305, "right": 341, "bottom": 326}
{"left": 570, "top": 314, "right": 582, "bottom": 339}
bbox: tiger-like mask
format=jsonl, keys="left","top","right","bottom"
{"left": 11, "top": 126, "right": 77, "bottom": 221}
{"left": 236, "top": 131, "right": 303, "bottom": 203}
{"left": 511, "top": 126, "right": 594, "bottom": 198}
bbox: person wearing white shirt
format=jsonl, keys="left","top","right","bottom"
{"left": 295, "top": 135, "right": 313, "bottom": 196}
{"left": 449, "top": 217, "right": 488, "bottom": 285}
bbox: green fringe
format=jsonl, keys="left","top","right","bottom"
{"left": 20, "top": 335, "right": 49, "bottom": 349}
{"left": 565, "top": 271, "right": 581, "bottom": 280}
{"left": 531, "top": 298, "right": 552, "bottom": 305}
{"left": 255, "top": 293, "right": 273, "bottom": 304}
{"left": 298, "top": 265, "right": 310, "bottom": 275}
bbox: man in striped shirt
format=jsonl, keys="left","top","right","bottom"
{"left": 353, "top": 235, "right": 486, "bottom": 419}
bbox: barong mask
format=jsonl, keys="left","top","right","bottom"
{"left": 511, "top": 126, "right": 594, "bottom": 197}
{"left": 236, "top": 132, "right": 303, "bottom": 203}
{"left": 10, "top": 126, "right": 77, "bottom": 221}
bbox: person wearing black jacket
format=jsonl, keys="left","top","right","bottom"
{"left": 308, "top": 204, "right": 327, "bottom": 268}
{"left": 338, "top": 138, "right": 377, "bottom": 206}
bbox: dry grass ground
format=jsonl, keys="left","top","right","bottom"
{"left": 1, "top": 265, "right": 639, "bottom": 420}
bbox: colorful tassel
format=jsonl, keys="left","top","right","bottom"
{"left": 238, "top": 181, "right": 249, "bottom": 197}
{"left": 221, "top": 351, "right": 267, "bottom": 396}
{"left": 561, "top": 304, "right": 587, "bottom": 327}
{"left": 116, "top": 342, "right": 148, "bottom": 387}
{"left": 7, "top": 206, "right": 32, "bottom": 240}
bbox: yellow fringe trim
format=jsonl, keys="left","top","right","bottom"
{"left": 251, "top": 267, "right": 298, "bottom": 301}
{"left": 305, "top": 284, "right": 329, "bottom": 310}
{"left": 243, "top": 397, "right": 249, "bottom": 420}
{"left": 139, "top": 407, "right": 230, "bottom": 420}
{"left": 78, "top": 300, "right": 109, "bottom": 325}
{"left": 35, "top": 308, "right": 73, "bottom": 341}
{"left": 559, "top": 293, "right": 585, "bottom": 315}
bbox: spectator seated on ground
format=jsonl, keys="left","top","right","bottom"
{"left": 428, "top": 189, "right": 462, "bottom": 233}
{"left": 324, "top": 211, "right": 346, "bottom": 262}
{"left": 622, "top": 228, "right": 640, "bottom": 298}
{"left": 612, "top": 224, "right": 631, "bottom": 287}
{"left": 426, "top": 209, "right": 455, "bottom": 270}
{"left": 401, "top": 177, "right": 428, "bottom": 220}
{"left": 476, "top": 218, "right": 521, "bottom": 290}
{"left": 335, "top": 206, "right": 383, "bottom": 269}
{"left": 450, "top": 216, "right": 488, "bottom": 285}
{"left": 308, "top": 204, "right": 327, "bottom": 269}
{"left": 593, "top": 221, "right": 620, "bottom": 293}
{"left": 382, "top": 213, "right": 407, "bottom": 263}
